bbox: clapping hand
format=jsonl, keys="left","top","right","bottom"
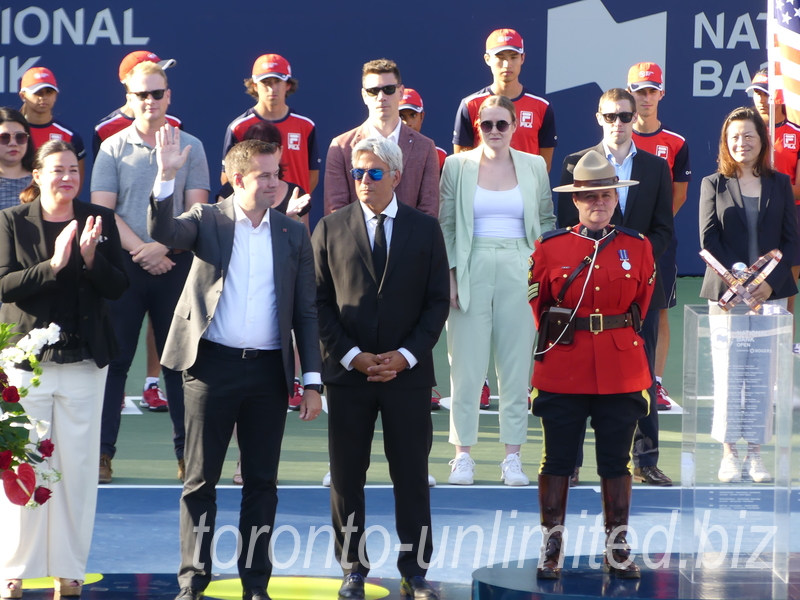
{"left": 286, "top": 187, "right": 310, "bottom": 218}
{"left": 50, "top": 221, "right": 78, "bottom": 275}
{"left": 78, "top": 215, "right": 102, "bottom": 270}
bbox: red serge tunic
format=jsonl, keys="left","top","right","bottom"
{"left": 528, "top": 225, "right": 655, "bottom": 395}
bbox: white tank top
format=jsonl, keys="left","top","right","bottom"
{"left": 473, "top": 184, "right": 526, "bottom": 238}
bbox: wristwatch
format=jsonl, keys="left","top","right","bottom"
{"left": 304, "top": 384, "right": 324, "bottom": 394}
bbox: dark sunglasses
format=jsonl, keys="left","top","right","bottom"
{"left": 0, "top": 132, "right": 29, "bottom": 145}
{"left": 363, "top": 85, "right": 398, "bottom": 97}
{"left": 129, "top": 89, "right": 167, "bottom": 101}
{"left": 479, "top": 120, "right": 511, "bottom": 133}
{"left": 600, "top": 112, "right": 635, "bottom": 124}
{"left": 350, "top": 168, "right": 390, "bottom": 181}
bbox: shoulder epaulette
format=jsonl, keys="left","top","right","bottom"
{"left": 614, "top": 225, "right": 645, "bottom": 240}
{"left": 538, "top": 228, "right": 571, "bottom": 243}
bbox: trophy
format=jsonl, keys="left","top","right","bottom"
{"left": 699, "top": 249, "right": 782, "bottom": 312}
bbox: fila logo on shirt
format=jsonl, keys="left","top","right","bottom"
{"left": 49, "top": 133, "right": 63, "bottom": 142}
{"left": 784, "top": 133, "right": 797, "bottom": 151}
{"left": 656, "top": 145, "right": 669, "bottom": 159}
{"left": 519, "top": 111, "right": 534, "bottom": 128}
{"left": 287, "top": 133, "right": 301, "bottom": 150}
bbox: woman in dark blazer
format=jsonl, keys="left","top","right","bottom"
{"left": 700, "top": 106, "right": 797, "bottom": 485}
{"left": 0, "top": 141, "right": 127, "bottom": 598}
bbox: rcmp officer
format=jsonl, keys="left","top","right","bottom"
{"left": 528, "top": 150, "right": 655, "bottom": 580}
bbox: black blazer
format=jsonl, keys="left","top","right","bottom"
{"left": 0, "top": 198, "right": 128, "bottom": 368}
{"left": 311, "top": 200, "right": 450, "bottom": 388}
{"left": 699, "top": 171, "right": 798, "bottom": 301}
{"left": 557, "top": 143, "right": 674, "bottom": 308}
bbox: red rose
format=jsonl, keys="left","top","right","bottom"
{"left": 0, "top": 450, "right": 11, "bottom": 471}
{"left": 33, "top": 486, "right": 52, "bottom": 505}
{"left": 38, "top": 439, "right": 54, "bottom": 458}
{"left": 2, "top": 386, "right": 19, "bottom": 403}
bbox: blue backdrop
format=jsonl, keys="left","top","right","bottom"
{"left": 0, "top": 0, "right": 766, "bottom": 275}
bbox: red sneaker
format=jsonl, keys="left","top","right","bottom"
{"left": 141, "top": 384, "right": 168, "bottom": 412}
{"left": 431, "top": 389, "right": 441, "bottom": 411}
{"left": 288, "top": 378, "right": 303, "bottom": 411}
{"left": 656, "top": 382, "right": 672, "bottom": 411}
{"left": 480, "top": 382, "right": 491, "bottom": 410}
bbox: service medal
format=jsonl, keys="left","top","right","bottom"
{"left": 618, "top": 249, "right": 631, "bottom": 270}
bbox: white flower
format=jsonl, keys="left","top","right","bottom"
{"left": 45, "top": 323, "right": 61, "bottom": 345}
{"left": 0, "top": 346, "right": 25, "bottom": 366}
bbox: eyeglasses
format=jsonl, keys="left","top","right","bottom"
{"left": 350, "top": 168, "right": 392, "bottom": 181}
{"left": 0, "top": 132, "right": 29, "bottom": 145}
{"left": 479, "top": 120, "right": 511, "bottom": 133}
{"left": 600, "top": 112, "right": 635, "bottom": 124}
{"left": 128, "top": 89, "right": 167, "bottom": 101}
{"left": 363, "top": 85, "right": 398, "bottom": 97}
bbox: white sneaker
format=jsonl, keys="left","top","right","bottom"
{"left": 322, "top": 470, "right": 331, "bottom": 487}
{"left": 428, "top": 474, "right": 436, "bottom": 487}
{"left": 448, "top": 452, "right": 475, "bottom": 485}
{"left": 718, "top": 454, "right": 741, "bottom": 482}
{"left": 500, "top": 452, "right": 530, "bottom": 486}
{"left": 743, "top": 454, "right": 772, "bottom": 483}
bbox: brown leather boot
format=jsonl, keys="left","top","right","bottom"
{"left": 537, "top": 474, "right": 570, "bottom": 579}
{"left": 601, "top": 475, "right": 640, "bottom": 578}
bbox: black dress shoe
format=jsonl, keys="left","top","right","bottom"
{"left": 242, "top": 586, "right": 270, "bottom": 600}
{"left": 338, "top": 573, "right": 365, "bottom": 600}
{"left": 633, "top": 466, "right": 672, "bottom": 486}
{"left": 400, "top": 576, "right": 439, "bottom": 600}
{"left": 174, "top": 588, "right": 203, "bottom": 600}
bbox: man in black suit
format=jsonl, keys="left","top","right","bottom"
{"left": 557, "top": 88, "right": 674, "bottom": 486}
{"left": 148, "top": 127, "right": 323, "bottom": 600}
{"left": 312, "top": 137, "right": 449, "bottom": 600}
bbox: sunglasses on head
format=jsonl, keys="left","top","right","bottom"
{"left": 350, "top": 168, "right": 391, "bottom": 181}
{"left": 363, "top": 85, "right": 398, "bottom": 97}
{"left": 0, "top": 132, "right": 29, "bottom": 145}
{"left": 479, "top": 120, "right": 511, "bottom": 133}
{"left": 129, "top": 89, "right": 167, "bottom": 101}
{"left": 600, "top": 112, "right": 634, "bottom": 124}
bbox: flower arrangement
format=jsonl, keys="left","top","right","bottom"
{"left": 0, "top": 322, "right": 61, "bottom": 507}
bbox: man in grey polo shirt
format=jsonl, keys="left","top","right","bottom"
{"left": 91, "top": 60, "right": 209, "bottom": 483}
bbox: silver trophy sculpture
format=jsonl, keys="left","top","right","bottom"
{"left": 699, "top": 249, "right": 782, "bottom": 312}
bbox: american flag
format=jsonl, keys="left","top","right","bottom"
{"left": 770, "top": 0, "right": 800, "bottom": 123}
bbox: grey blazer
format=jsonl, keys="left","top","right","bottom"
{"left": 147, "top": 195, "right": 321, "bottom": 390}
{"left": 699, "top": 171, "right": 798, "bottom": 301}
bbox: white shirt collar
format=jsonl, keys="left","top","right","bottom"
{"left": 359, "top": 193, "right": 399, "bottom": 221}
{"left": 602, "top": 139, "right": 637, "bottom": 165}
{"left": 367, "top": 119, "right": 403, "bottom": 144}
{"left": 232, "top": 197, "right": 271, "bottom": 229}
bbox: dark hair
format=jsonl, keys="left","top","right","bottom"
{"left": 598, "top": 88, "right": 636, "bottom": 113}
{"left": 0, "top": 107, "right": 35, "bottom": 172}
{"left": 224, "top": 139, "right": 280, "bottom": 182}
{"left": 243, "top": 120, "right": 283, "bottom": 145}
{"left": 718, "top": 106, "right": 772, "bottom": 178}
{"left": 362, "top": 58, "right": 402, "bottom": 85}
{"left": 243, "top": 76, "right": 298, "bottom": 100}
{"left": 19, "top": 140, "right": 78, "bottom": 204}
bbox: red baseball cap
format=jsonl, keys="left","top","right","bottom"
{"left": 746, "top": 70, "right": 769, "bottom": 95}
{"left": 118, "top": 50, "right": 177, "bottom": 82}
{"left": 628, "top": 62, "right": 663, "bottom": 92}
{"left": 252, "top": 54, "right": 292, "bottom": 82}
{"left": 20, "top": 67, "right": 59, "bottom": 93}
{"left": 399, "top": 88, "right": 424, "bottom": 113}
{"left": 486, "top": 29, "right": 524, "bottom": 55}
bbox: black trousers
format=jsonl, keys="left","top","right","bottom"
{"left": 178, "top": 340, "right": 288, "bottom": 591}
{"left": 533, "top": 389, "right": 648, "bottom": 479}
{"left": 575, "top": 305, "right": 660, "bottom": 469}
{"left": 327, "top": 383, "right": 433, "bottom": 578}
{"left": 100, "top": 251, "right": 192, "bottom": 459}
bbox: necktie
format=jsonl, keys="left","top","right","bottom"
{"left": 373, "top": 214, "right": 387, "bottom": 280}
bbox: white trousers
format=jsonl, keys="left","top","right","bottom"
{"left": 0, "top": 360, "right": 107, "bottom": 580}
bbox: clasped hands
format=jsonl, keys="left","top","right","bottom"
{"left": 351, "top": 350, "right": 409, "bottom": 382}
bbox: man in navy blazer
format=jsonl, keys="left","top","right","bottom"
{"left": 557, "top": 88, "right": 674, "bottom": 487}
{"left": 313, "top": 137, "right": 449, "bottom": 600}
{"left": 148, "top": 127, "right": 322, "bottom": 600}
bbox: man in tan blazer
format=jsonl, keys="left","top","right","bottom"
{"left": 323, "top": 58, "right": 440, "bottom": 217}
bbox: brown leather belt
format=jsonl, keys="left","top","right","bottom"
{"left": 574, "top": 312, "right": 634, "bottom": 334}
